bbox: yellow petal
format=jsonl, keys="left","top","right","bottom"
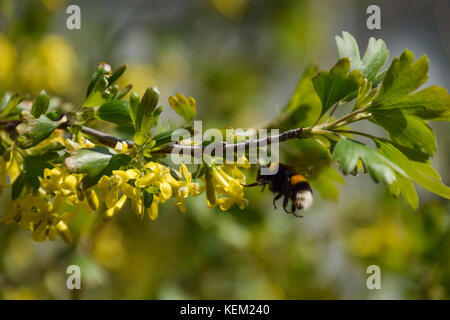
{"left": 104, "top": 206, "right": 118, "bottom": 221}
{"left": 63, "top": 174, "right": 78, "bottom": 191}
{"left": 105, "top": 187, "right": 119, "bottom": 208}
{"left": 147, "top": 201, "right": 159, "bottom": 220}
{"left": 159, "top": 181, "right": 172, "bottom": 201}
{"left": 121, "top": 183, "right": 140, "bottom": 201}
{"left": 86, "top": 189, "right": 99, "bottom": 211}
{"left": 180, "top": 163, "right": 191, "bottom": 181}
{"left": 218, "top": 198, "right": 234, "bottom": 211}
{"left": 136, "top": 173, "right": 155, "bottom": 188}
{"left": 131, "top": 199, "right": 144, "bottom": 219}
{"left": 115, "top": 194, "right": 128, "bottom": 210}
{"left": 126, "top": 169, "right": 140, "bottom": 180}
{"left": 56, "top": 220, "right": 72, "bottom": 244}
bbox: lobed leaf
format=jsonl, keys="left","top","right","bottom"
{"left": 373, "top": 85, "right": 450, "bottom": 121}
{"left": 332, "top": 139, "right": 407, "bottom": 186}
{"left": 312, "top": 58, "right": 364, "bottom": 116}
{"left": 371, "top": 109, "right": 436, "bottom": 157}
{"left": 336, "top": 31, "right": 389, "bottom": 84}
{"left": 372, "top": 50, "right": 429, "bottom": 108}
{"left": 376, "top": 139, "right": 450, "bottom": 200}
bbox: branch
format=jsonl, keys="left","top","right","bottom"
{"left": 153, "top": 128, "right": 303, "bottom": 156}
{"left": 80, "top": 126, "right": 135, "bottom": 148}
{"left": 0, "top": 119, "right": 304, "bottom": 156}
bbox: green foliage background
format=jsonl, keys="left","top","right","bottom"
{"left": 0, "top": 0, "right": 449, "bottom": 299}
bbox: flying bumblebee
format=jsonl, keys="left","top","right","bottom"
{"left": 245, "top": 163, "right": 313, "bottom": 217}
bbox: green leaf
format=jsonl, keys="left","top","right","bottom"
{"left": 388, "top": 172, "right": 419, "bottom": 210}
{"left": 371, "top": 109, "right": 436, "bottom": 157}
{"left": 336, "top": 31, "right": 389, "bottom": 83}
{"left": 95, "top": 100, "right": 133, "bottom": 127}
{"left": 376, "top": 139, "right": 450, "bottom": 200}
{"left": 0, "top": 92, "right": 21, "bottom": 117}
{"left": 64, "top": 147, "right": 131, "bottom": 189}
{"left": 369, "top": 50, "right": 450, "bottom": 120}
{"left": 168, "top": 93, "right": 196, "bottom": 123}
{"left": 372, "top": 50, "right": 428, "bottom": 108}
{"left": 312, "top": 58, "right": 364, "bottom": 116}
{"left": 332, "top": 139, "right": 407, "bottom": 186}
{"left": 31, "top": 90, "right": 50, "bottom": 118}
{"left": 23, "top": 152, "right": 57, "bottom": 190}
{"left": 372, "top": 85, "right": 450, "bottom": 121}
{"left": 142, "top": 191, "right": 154, "bottom": 208}
{"left": 279, "top": 64, "right": 322, "bottom": 128}
{"left": 11, "top": 173, "right": 26, "bottom": 200}
{"left": 142, "top": 187, "right": 160, "bottom": 208}
{"left": 16, "top": 111, "right": 64, "bottom": 149}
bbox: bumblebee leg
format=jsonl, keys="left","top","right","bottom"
{"left": 291, "top": 203, "right": 303, "bottom": 218}
{"left": 244, "top": 180, "right": 270, "bottom": 188}
{"left": 273, "top": 193, "right": 282, "bottom": 209}
{"left": 282, "top": 195, "right": 290, "bottom": 213}
{"left": 244, "top": 182, "right": 262, "bottom": 187}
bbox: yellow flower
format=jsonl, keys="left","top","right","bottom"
{"left": 114, "top": 141, "right": 130, "bottom": 154}
{"left": 172, "top": 163, "right": 201, "bottom": 212}
{"left": 86, "top": 189, "right": 99, "bottom": 211}
{"left": 104, "top": 194, "right": 127, "bottom": 221}
{"left": 98, "top": 169, "right": 142, "bottom": 219}
{"left": 2, "top": 166, "right": 90, "bottom": 243}
{"left": 136, "top": 162, "right": 174, "bottom": 203}
{"left": 147, "top": 195, "right": 160, "bottom": 220}
{"left": 208, "top": 165, "right": 248, "bottom": 211}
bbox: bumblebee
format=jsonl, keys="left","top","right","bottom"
{"left": 246, "top": 163, "right": 313, "bottom": 217}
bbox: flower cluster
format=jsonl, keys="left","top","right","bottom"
{"left": 2, "top": 166, "right": 89, "bottom": 243}
{"left": 0, "top": 138, "right": 250, "bottom": 243}
{"left": 97, "top": 161, "right": 203, "bottom": 222}
{"left": 204, "top": 159, "right": 250, "bottom": 211}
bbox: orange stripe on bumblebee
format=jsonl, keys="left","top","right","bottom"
{"left": 290, "top": 174, "right": 307, "bottom": 186}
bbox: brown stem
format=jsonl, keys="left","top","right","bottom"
{"left": 0, "top": 119, "right": 304, "bottom": 155}
{"left": 153, "top": 128, "right": 303, "bottom": 156}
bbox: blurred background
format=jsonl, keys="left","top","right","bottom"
{"left": 0, "top": 0, "right": 449, "bottom": 299}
